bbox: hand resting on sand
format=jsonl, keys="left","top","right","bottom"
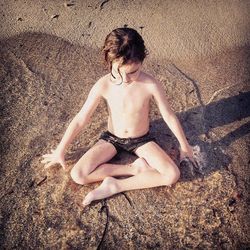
{"left": 41, "top": 148, "right": 66, "bottom": 169}
{"left": 179, "top": 144, "right": 199, "bottom": 169}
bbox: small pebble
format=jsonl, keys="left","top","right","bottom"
{"left": 232, "top": 191, "right": 242, "bottom": 200}
{"left": 64, "top": 2, "right": 75, "bottom": 7}
{"left": 51, "top": 14, "right": 59, "bottom": 19}
{"left": 29, "top": 180, "right": 35, "bottom": 188}
{"left": 228, "top": 198, "right": 236, "bottom": 206}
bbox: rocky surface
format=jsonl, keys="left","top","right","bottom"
{"left": 0, "top": 0, "right": 250, "bottom": 249}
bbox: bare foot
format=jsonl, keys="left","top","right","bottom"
{"left": 82, "top": 176, "right": 119, "bottom": 207}
{"left": 131, "top": 158, "right": 153, "bottom": 175}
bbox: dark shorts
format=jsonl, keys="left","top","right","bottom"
{"left": 99, "top": 131, "right": 156, "bottom": 153}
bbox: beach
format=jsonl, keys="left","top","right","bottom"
{"left": 0, "top": 0, "right": 250, "bottom": 248}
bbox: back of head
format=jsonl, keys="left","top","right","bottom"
{"left": 101, "top": 27, "right": 148, "bottom": 70}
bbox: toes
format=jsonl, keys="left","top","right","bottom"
{"left": 82, "top": 192, "right": 94, "bottom": 207}
{"left": 81, "top": 178, "right": 118, "bottom": 207}
{"left": 82, "top": 200, "right": 91, "bottom": 207}
{"left": 41, "top": 158, "right": 51, "bottom": 164}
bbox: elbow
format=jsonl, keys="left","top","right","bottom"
{"left": 74, "top": 113, "right": 90, "bottom": 128}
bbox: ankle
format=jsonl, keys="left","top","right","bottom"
{"left": 127, "top": 163, "right": 135, "bottom": 175}
{"left": 105, "top": 176, "right": 120, "bottom": 193}
{"left": 111, "top": 178, "right": 122, "bottom": 193}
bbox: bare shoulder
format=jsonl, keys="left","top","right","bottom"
{"left": 140, "top": 71, "right": 164, "bottom": 93}
{"left": 94, "top": 75, "right": 108, "bottom": 87}
{"left": 90, "top": 75, "right": 109, "bottom": 96}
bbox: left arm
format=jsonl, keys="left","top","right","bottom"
{"left": 150, "top": 79, "right": 193, "bottom": 161}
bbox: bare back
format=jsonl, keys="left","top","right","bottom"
{"left": 101, "top": 72, "right": 154, "bottom": 138}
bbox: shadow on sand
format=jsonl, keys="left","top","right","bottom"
{"left": 1, "top": 31, "right": 249, "bottom": 184}
{"left": 151, "top": 90, "right": 250, "bottom": 182}
{"left": 1, "top": 31, "right": 250, "bottom": 249}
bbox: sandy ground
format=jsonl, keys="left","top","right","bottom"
{"left": 0, "top": 0, "right": 250, "bottom": 249}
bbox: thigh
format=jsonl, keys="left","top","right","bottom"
{"left": 134, "top": 141, "right": 179, "bottom": 175}
{"left": 73, "top": 139, "right": 117, "bottom": 175}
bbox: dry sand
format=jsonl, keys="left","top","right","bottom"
{"left": 0, "top": 0, "right": 250, "bottom": 249}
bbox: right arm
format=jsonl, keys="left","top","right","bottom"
{"left": 56, "top": 80, "right": 103, "bottom": 153}
{"left": 41, "top": 79, "right": 103, "bottom": 169}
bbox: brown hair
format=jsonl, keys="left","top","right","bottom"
{"left": 101, "top": 27, "right": 148, "bottom": 71}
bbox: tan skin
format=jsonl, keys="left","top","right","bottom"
{"left": 41, "top": 59, "right": 195, "bottom": 207}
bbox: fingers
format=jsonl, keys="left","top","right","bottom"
{"left": 41, "top": 158, "right": 52, "bottom": 164}
{"left": 180, "top": 156, "right": 198, "bottom": 167}
{"left": 41, "top": 157, "right": 66, "bottom": 170}
{"left": 60, "top": 160, "right": 66, "bottom": 170}
{"left": 41, "top": 153, "right": 52, "bottom": 158}
{"left": 41, "top": 149, "right": 66, "bottom": 170}
{"left": 44, "top": 161, "right": 55, "bottom": 169}
{"left": 41, "top": 154, "right": 54, "bottom": 163}
{"left": 41, "top": 149, "right": 55, "bottom": 157}
{"left": 44, "top": 160, "right": 66, "bottom": 169}
{"left": 180, "top": 156, "right": 189, "bottom": 162}
{"left": 189, "top": 157, "right": 199, "bottom": 169}
{"left": 41, "top": 149, "right": 56, "bottom": 163}
{"left": 41, "top": 151, "right": 55, "bottom": 168}
{"left": 45, "top": 162, "right": 67, "bottom": 170}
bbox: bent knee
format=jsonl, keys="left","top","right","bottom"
{"left": 70, "top": 166, "right": 89, "bottom": 185}
{"left": 163, "top": 167, "right": 180, "bottom": 186}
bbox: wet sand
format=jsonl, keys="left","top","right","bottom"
{"left": 0, "top": 1, "right": 250, "bottom": 249}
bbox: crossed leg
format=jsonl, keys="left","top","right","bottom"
{"left": 81, "top": 141, "right": 180, "bottom": 207}
{"left": 70, "top": 139, "right": 152, "bottom": 185}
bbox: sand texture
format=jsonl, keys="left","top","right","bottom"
{"left": 0, "top": 0, "right": 250, "bottom": 249}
